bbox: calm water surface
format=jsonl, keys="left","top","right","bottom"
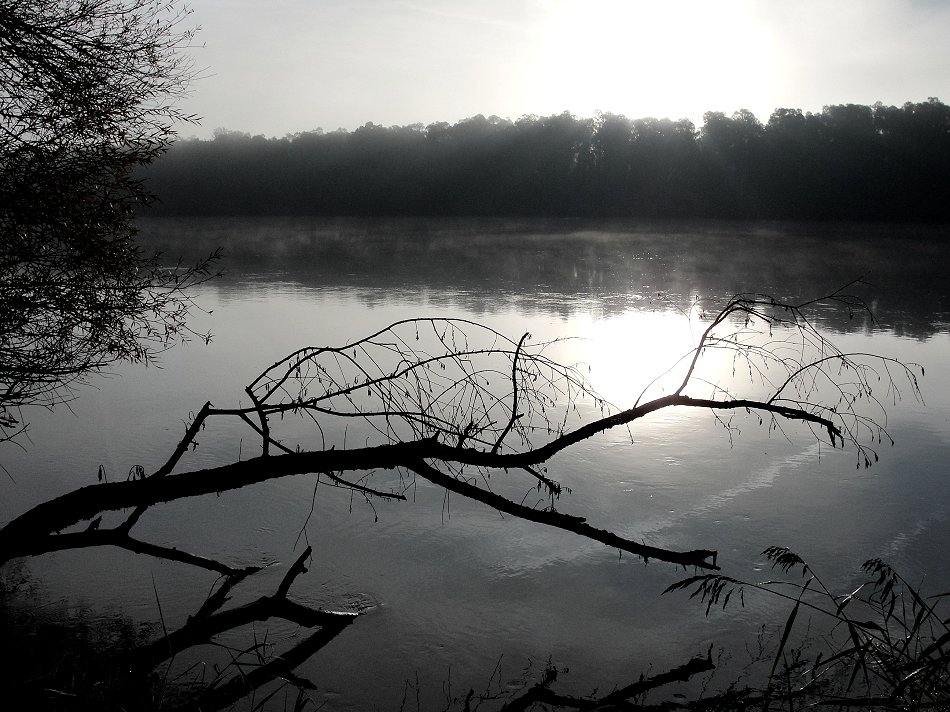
{"left": 4, "top": 218, "right": 950, "bottom": 709}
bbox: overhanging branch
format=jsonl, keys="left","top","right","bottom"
{"left": 0, "top": 392, "right": 836, "bottom": 568}
{"left": 407, "top": 459, "right": 718, "bottom": 570}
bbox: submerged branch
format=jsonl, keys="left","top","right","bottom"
{"left": 501, "top": 654, "right": 716, "bottom": 712}
{"left": 407, "top": 459, "right": 718, "bottom": 569}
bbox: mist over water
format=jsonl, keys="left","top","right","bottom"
{"left": 142, "top": 216, "right": 950, "bottom": 333}
{"left": 5, "top": 218, "right": 950, "bottom": 709}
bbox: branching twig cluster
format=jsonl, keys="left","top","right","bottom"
{"left": 655, "top": 282, "right": 923, "bottom": 469}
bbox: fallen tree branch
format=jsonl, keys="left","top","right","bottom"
{"left": 501, "top": 654, "right": 716, "bottom": 711}
{"left": 0, "top": 394, "right": 844, "bottom": 567}
{"left": 408, "top": 459, "right": 718, "bottom": 570}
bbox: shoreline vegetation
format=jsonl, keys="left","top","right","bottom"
{"left": 143, "top": 99, "right": 950, "bottom": 222}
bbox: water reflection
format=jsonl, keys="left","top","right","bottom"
{"left": 140, "top": 216, "right": 950, "bottom": 337}
{"left": 4, "top": 218, "right": 950, "bottom": 710}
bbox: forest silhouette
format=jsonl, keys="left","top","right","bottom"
{"left": 144, "top": 99, "right": 950, "bottom": 221}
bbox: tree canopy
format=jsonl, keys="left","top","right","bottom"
{"left": 143, "top": 100, "right": 950, "bottom": 221}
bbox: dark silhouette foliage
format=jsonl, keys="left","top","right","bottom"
{"left": 0, "top": 1, "right": 218, "bottom": 442}
{"left": 667, "top": 548, "right": 950, "bottom": 711}
{"left": 143, "top": 101, "right": 950, "bottom": 221}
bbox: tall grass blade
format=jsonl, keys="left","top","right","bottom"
{"left": 770, "top": 579, "right": 811, "bottom": 680}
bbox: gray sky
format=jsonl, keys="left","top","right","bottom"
{"left": 174, "top": 0, "right": 950, "bottom": 138}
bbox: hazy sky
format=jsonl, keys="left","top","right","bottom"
{"left": 175, "top": 0, "right": 950, "bottom": 138}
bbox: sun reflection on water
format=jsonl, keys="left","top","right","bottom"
{"left": 568, "top": 304, "right": 733, "bottom": 410}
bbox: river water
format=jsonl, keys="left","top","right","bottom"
{"left": 3, "top": 218, "right": 950, "bottom": 709}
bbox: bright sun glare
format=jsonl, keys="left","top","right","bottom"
{"left": 529, "top": 0, "right": 778, "bottom": 121}
{"left": 568, "top": 309, "right": 699, "bottom": 408}
{"left": 564, "top": 305, "right": 753, "bottom": 415}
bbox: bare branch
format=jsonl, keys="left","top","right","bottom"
{"left": 407, "top": 459, "right": 718, "bottom": 570}
{"left": 492, "top": 331, "right": 529, "bottom": 455}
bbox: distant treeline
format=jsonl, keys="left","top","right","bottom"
{"left": 144, "top": 99, "right": 950, "bottom": 220}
